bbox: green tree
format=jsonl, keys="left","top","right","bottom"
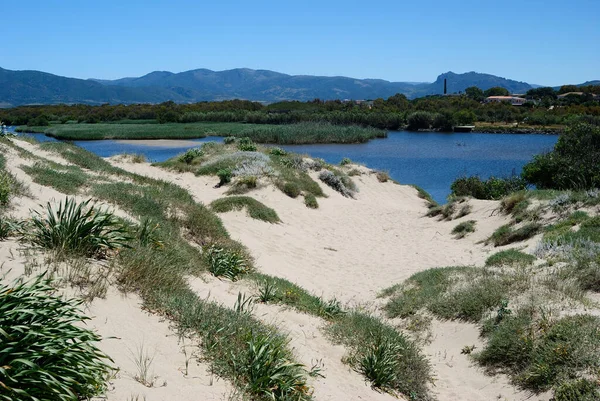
{"left": 484, "top": 87, "right": 510, "bottom": 97}
{"left": 526, "top": 87, "right": 557, "bottom": 99}
{"left": 454, "top": 110, "right": 476, "bottom": 125}
{"left": 465, "top": 86, "right": 484, "bottom": 101}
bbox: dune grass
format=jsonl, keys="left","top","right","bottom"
{"left": 210, "top": 196, "right": 280, "bottom": 223}
{"left": 488, "top": 223, "right": 542, "bottom": 247}
{"left": 485, "top": 249, "right": 536, "bottom": 266}
{"left": 476, "top": 310, "right": 600, "bottom": 398}
{"left": 22, "top": 162, "right": 90, "bottom": 194}
{"left": 452, "top": 220, "right": 476, "bottom": 238}
{"left": 0, "top": 152, "right": 28, "bottom": 207}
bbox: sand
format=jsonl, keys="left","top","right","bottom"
{"left": 1, "top": 138, "right": 553, "bottom": 401}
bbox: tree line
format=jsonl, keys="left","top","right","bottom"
{"left": 1, "top": 85, "right": 599, "bottom": 131}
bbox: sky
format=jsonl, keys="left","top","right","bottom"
{"left": 2, "top": 0, "right": 599, "bottom": 86}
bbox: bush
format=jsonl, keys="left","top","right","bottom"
{"left": 304, "top": 193, "right": 319, "bottom": 209}
{"left": 282, "top": 182, "right": 301, "bottom": 198}
{"left": 0, "top": 276, "right": 112, "bottom": 400}
{"left": 28, "top": 197, "right": 130, "bottom": 257}
{"left": 223, "top": 136, "right": 236, "bottom": 144}
{"left": 376, "top": 171, "right": 390, "bottom": 183}
{"left": 522, "top": 124, "right": 600, "bottom": 190}
{"left": 178, "top": 147, "right": 203, "bottom": 164}
{"left": 217, "top": 168, "right": 232, "bottom": 186}
{"left": 269, "top": 147, "right": 287, "bottom": 156}
{"left": 238, "top": 137, "right": 257, "bottom": 152}
{"left": 318, "top": 170, "right": 355, "bottom": 198}
{"left": 340, "top": 157, "right": 352, "bottom": 166}
{"left": 450, "top": 175, "right": 527, "bottom": 200}
{"left": 489, "top": 223, "right": 541, "bottom": 247}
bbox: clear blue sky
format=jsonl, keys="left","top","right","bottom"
{"left": 3, "top": 0, "right": 598, "bottom": 86}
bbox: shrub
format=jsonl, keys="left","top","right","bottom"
{"left": 522, "top": 123, "right": 600, "bottom": 190}
{"left": 358, "top": 339, "right": 401, "bottom": 391}
{"left": 178, "top": 147, "right": 203, "bottom": 164}
{"left": 282, "top": 182, "right": 301, "bottom": 198}
{"left": 28, "top": 197, "right": 130, "bottom": 257}
{"left": 269, "top": 147, "right": 287, "bottom": 156}
{"left": 486, "top": 249, "right": 536, "bottom": 266}
{"left": 0, "top": 276, "right": 113, "bottom": 400}
{"left": 217, "top": 168, "right": 232, "bottom": 186}
{"left": 450, "top": 175, "right": 527, "bottom": 200}
{"left": 500, "top": 192, "right": 527, "bottom": 215}
{"left": 223, "top": 136, "right": 236, "bottom": 144}
{"left": 452, "top": 220, "right": 476, "bottom": 238}
{"left": 456, "top": 204, "right": 472, "bottom": 218}
{"left": 238, "top": 137, "right": 257, "bottom": 152}
{"left": 340, "top": 157, "right": 352, "bottom": 166}
{"left": 318, "top": 170, "right": 355, "bottom": 198}
{"left": 0, "top": 172, "right": 10, "bottom": 206}
{"left": 304, "top": 193, "right": 319, "bottom": 209}
{"left": 204, "top": 245, "right": 249, "bottom": 281}
{"left": 376, "top": 171, "right": 390, "bottom": 183}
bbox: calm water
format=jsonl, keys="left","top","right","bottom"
{"left": 10, "top": 127, "right": 558, "bottom": 204}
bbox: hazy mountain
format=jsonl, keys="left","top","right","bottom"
{"left": 0, "top": 67, "right": 192, "bottom": 107}
{"left": 0, "top": 66, "right": 595, "bottom": 107}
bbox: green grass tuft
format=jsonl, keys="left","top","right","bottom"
{"left": 486, "top": 249, "right": 536, "bottom": 266}
{"left": 210, "top": 196, "right": 280, "bottom": 223}
{"left": 452, "top": 220, "right": 476, "bottom": 238}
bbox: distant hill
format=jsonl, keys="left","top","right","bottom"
{"left": 0, "top": 66, "right": 595, "bottom": 107}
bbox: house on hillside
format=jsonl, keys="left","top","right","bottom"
{"left": 485, "top": 96, "right": 527, "bottom": 106}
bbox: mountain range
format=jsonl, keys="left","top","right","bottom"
{"left": 0, "top": 66, "right": 594, "bottom": 107}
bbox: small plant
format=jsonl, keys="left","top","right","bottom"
{"left": 318, "top": 170, "right": 355, "bottom": 198}
{"left": 223, "top": 136, "right": 237, "bottom": 144}
{"left": 178, "top": 147, "right": 203, "bottom": 164}
{"left": 0, "top": 216, "right": 20, "bottom": 240}
{"left": 457, "top": 204, "right": 472, "bottom": 218}
{"left": 308, "top": 359, "right": 326, "bottom": 378}
{"left": 304, "top": 193, "right": 319, "bottom": 209}
{"left": 376, "top": 171, "right": 390, "bottom": 183}
{"left": 348, "top": 168, "right": 362, "bottom": 176}
{"left": 270, "top": 147, "right": 287, "bottom": 156}
{"left": 357, "top": 339, "right": 400, "bottom": 391}
{"left": 135, "top": 218, "right": 163, "bottom": 248}
{"left": 130, "top": 343, "right": 156, "bottom": 387}
{"left": 340, "top": 157, "right": 352, "bottom": 166}
{"left": 441, "top": 201, "right": 456, "bottom": 220}
{"left": 425, "top": 205, "right": 443, "bottom": 217}
{"left": 461, "top": 345, "right": 477, "bottom": 355}
{"left": 216, "top": 168, "right": 232, "bottom": 186}
{"left": 210, "top": 196, "right": 280, "bottom": 223}
{"left": 282, "top": 182, "right": 301, "bottom": 198}
{"left": 494, "top": 300, "right": 512, "bottom": 325}
{"left": 452, "top": 220, "right": 476, "bottom": 239}
{"left": 0, "top": 276, "right": 113, "bottom": 399}
{"left": 204, "top": 245, "right": 249, "bottom": 281}
{"left": 238, "top": 137, "right": 257, "bottom": 152}
{"left": 318, "top": 297, "right": 345, "bottom": 318}
{"left": 130, "top": 153, "right": 147, "bottom": 163}
{"left": 234, "top": 292, "right": 255, "bottom": 315}
{"left": 489, "top": 223, "right": 541, "bottom": 246}
{"left": 243, "top": 331, "right": 309, "bottom": 400}
{"left": 28, "top": 197, "right": 130, "bottom": 257}
{"left": 257, "top": 279, "right": 279, "bottom": 303}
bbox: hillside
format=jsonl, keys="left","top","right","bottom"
{"left": 2, "top": 65, "right": 596, "bottom": 106}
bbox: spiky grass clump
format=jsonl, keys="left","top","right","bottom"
{"left": 375, "top": 171, "right": 390, "bottom": 183}
{"left": 452, "top": 220, "right": 476, "bottom": 239}
{"left": 0, "top": 276, "right": 113, "bottom": 400}
{"left": 340, "top": 157, "right": 352, "bottom": 166}
{"left": 204, "top": 245, "right": 250, "bottom": 281}
{"left": 210, "top": 196, "right": 280, "bottom": 223}
{"left": 241, "top": 331, "right": 309, "bottom": 400}
{"left": 28, "top": 197, "right": 130, "bottom": 258}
